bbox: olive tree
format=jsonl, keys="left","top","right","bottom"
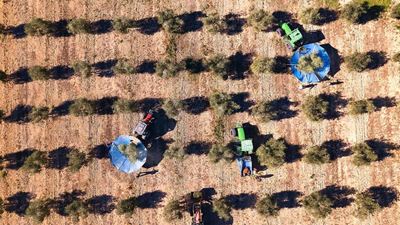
{"left": 208, "top": 144, "right": 234, "bottom": 163}
{"left": 248, "top": 9, "right": 274, "bottom": 31}
{"left": 209, "top": 92, "right": 240, "bottom": 116}
{"left": 113, "top": 18, "right": 134, "bottom": 33}
{"left": 25, "top": 18, "right": 54, "bottom": 36}
{"left": 301, "top": 95, "right": 329, "bottom": 121}
{"left": 164, "top": 145, "right": 187, "bottom": 160}
{"left": 250, "top": 57, "right": 275, "bottom": 74}
{"left": 65, "top": 199, "right": 89, "bottom": 222}
{"left": 0, "top": 197, "right": 4, "bottom": 215}
{"left": 113, "top": 58, "right": 136, "bottom": 74}
{"left": 348, "top": 99, "right": 375, "bottom": 115}
{"left": 72, "top": 61, "right": 92, "bottom": 78}
{"left": 118, "top": 143, "right": 138, "bottom": 162}
{"left": 22, "top": 150, "right": 47, "bottom": 173}
{"left": 116, "top": 196, "right": 137, "bottom": 216}
{"left": 68, "top": 19, "right": 92, "bottom": 34}
{"left": 112, "top": 99, "right": 137, "bottom": 113}
{"left": 351, "top": 142, "right": 378, "bottom": 166}
{"left": 391, "top": 4, "right": 400, "bottom": 19}
{"left": 69, "top": 98, "right": 96, "bottom": 116}
{"left": 212, "top": 197, "right": 232, "bottom": 221}
{"left": 155, "top": 59, "right": 182, "bottom": 78}
{"left": 28, "top": 66, "right": 51, "bottom": 81}
{"left": 25, "top": 199, "right": 51, "bottom": 223}
{"left": 345, "top": 52, "right": 372, "bottom": 72}
{"left": 256, "top": 138, "right": 287, "bottom": 167}
{"left": 203, "top": 13, "right": 227, "bottom": 33}
{"left": 256, "top": 194, "right": 279, "bottom": 217}
{"left": 392, "top": 52, "right": 400, "bottom": 62}
{"left": 206, "top": 55, "right": 230, "bottom": 79}
{"left": 303, "top": 191, "right": 333, "bottom": 218}
{"left": 162, "top": 99, "right": 183, "bottom": 118}
{"left": 28, "top": 106, "right": 50, "bottom": 123}
{"left": 341, "top": 1, "right": 369, "bottom": 24}
{"left": 304, "top": 145, "right": 330, "bottom": 165}
{"left": 67, "top": 149, "right": 86, "bottom": 172}
{"left": 355, "top": 191, "right": 381, "bottom": 218}
{"left": 163, "top": 199, "right": 184, "bottom": 222}
{"left": 157, "top": 10, "right": 184, "bottom": 34}
{"left": 296, "top": 53, "right": 323, "bottom": 73}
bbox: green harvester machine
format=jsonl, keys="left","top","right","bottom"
{"left": 231, "top": 123, "right": 253, "bottom": 177}
{"left": 276, "top": 22, "right": 304, "bottom": 50}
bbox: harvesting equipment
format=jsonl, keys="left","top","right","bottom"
{"left": 276, "top": 22, "right": 304, "bottom": 50}
{"left": 133, "top": 110, "right": 154, "bottom": 140}
{"left": 187, "top": 192, "right": 204, "bottom": 225}
{"left": 231, "top": 123, "right": 254, "bottom": 176}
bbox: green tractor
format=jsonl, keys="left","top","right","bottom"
{"left": 231, "top": 123, "right": 253, "bottom": 177}
{"left": 276, "top": 22, "right": 304, "bottom": 50}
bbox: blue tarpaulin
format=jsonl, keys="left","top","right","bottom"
{"left": 109, "top": 135, "right": 147, "bottom": 173}
{"left": 290, "top": 43, "right": 330, "bottom": 84}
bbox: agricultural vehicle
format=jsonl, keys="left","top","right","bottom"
{"left": 231, "top": 123, "right": 254, "bottom": 177}
{"left": 186, "top": 192, "right": 204, "bottom": 225}
{"left": 276, "top": 22, "right": 304, "bottom": 50}
{"left": 133, "top": 110, "right": 154, "bottom": 140}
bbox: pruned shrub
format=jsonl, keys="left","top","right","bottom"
{"left": 116, "top": 196, "right": 137, "bottom": 216}
{"left": 24, "top": 18, "right": 54, "bottom": 36}
{"left": 341, "top": 1, "right": 369, "bottom": 24}
{"left": 251, "top": 100, "right": 277, "bottom": 122}
{"left": 0, "top": 70, "right": 7, "bottom": 82}
{"left": 301, "top": 95, "right": 329, "bottom": 121}
{"left": 112, "top": 99, "right": 137, "bottom": 113}
{"left": 208, "top": 144, "right": 234, "bottom": 163}
{"left": 209, "top": 92, "right": 240, "bottom": 116}
{"left": 392, "top": 52, "right": 400, "bottom": 62}
{"left": 162, "top": 99, "right": 183, "bottom": 118}
{"left": 206, "top": 55, "right": 230, "bottom": 79}
{"left": 349, "top": 99, "right": 375, "bottom": 115}
{"left": 213, "top": 198, "right": 232, "bottom": 221}
{"left": 22, "top": 150, "right": 47, "bottom": 173}
{"left": 345, "top": 52, "right": 373, "bottom": 72}
{"left": 391, "top": 4, "right": 400, "bottom": 19}
{"left": 68, "top": 19, "right": 92, "bottom": 34}
{"left": 296, "top": 53, "right": 323, "bottom": 73}
{"left": 67, "top": 149, "right": 86, "bottom": 172}
{"left": 69, "top": 98, "right": 96, "bottom": 116}
{"left": 72, "top": 61, "right": 92, "bottom": 78}
{"left": 26, "top": 199, "right": 51, "bottom": 223}
{"left": 113, "top": 18, "right": 134, "bottom": 33}
{"left": 163, "top": 199, "right": 183, "bottom": 222}
{"left": 28, "top": 106, "right": 50, "bottom": 123}
{"left": 118, "top": 143, "right": 138, "bottom": 162}
{"left": 113, "top": 58, "right": 136, "bottom": 74}
{"left": 65, "top": 199, "right": 89, "bottom": 222}
{"left": 157, "top": 10, "right": 184, "bottom": 34}
{"left": 155, "top": 59, "right": 182, "bottom": 78}
{"left": 250, "top": 57, "right": 274, "bottom": 74}
{"left": 164, "top": 145, "right": 187, "bottom": 160}
{"left": 248, "top": 9, "right": 274, "bottom": 31}
{"left": 351, "top": 142, "right": 378, "bottom": 166}
{"left": 28, "top": 66, "right": 50, "bottom": 81}
{"left": 355, "top": 191, "right": 381, "bottom": 218}
{"left": 203, "top": 12, "right": 227, "bottom": 33}
{"left": 256, "top": 194, "right": 279, "bottom": 217}
{"left": 256, "top": 138, "right": 287, "bottom": 167}
{"left": 304, "top": 146, "right": 330, "bottom": 165}
{"left": 303, "top": 191, "right": 333, "bottom": 218}
{"left": 301, "top": 8, "right": 323, "bottom": 24}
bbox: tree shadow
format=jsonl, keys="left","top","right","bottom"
{"left": 366, "top": 51, "right": 387, "bottom": 70}
{"left": 203, "top": 203, "right": 232, "bottom": 225}
{"left": 90, "top": 19, "right": 113, "bottom": 34}
{"left": 3, "top": 149, "right": 34, "bottom": 170}
{"left": 264, "top": 97, "right": 298, "bottom": 121}
{"left": 146, "top": 109, "right": 176, "bottom": 140}
{"left": 46, "top": 146, "right": 72, "bottom": 170}
{"left": 95, "top": 96, "right": 118, "bottom": 115}
{"left": 4, "top": 105, "right": 32, "bottom": 123}
{"left": 371, "top": 96, "right": 397, "bottom": 110}
{"left": 185, "top": 141, "right": 212, "bottom": 155}
{"left": 272, "top": 190, "right": 302, "bottom": 209}
{"left": 225, "top": 193, "right": 257, "bottom": 210}
{"left": 201, "top": 187, "right": 217, "bottom": 202}
{"left": 365, "top": 139, "right": 399, "bottom": 161}
{"left": 5, "top": 192, "right": 33, "bottom": 215}
{"left": 320, "top": 92, "right": 348, "bottom": 120}
{"left": 136, "top": 60, "right": 156, "bottom": 74}
{"left": 136, "top": 190, "right": 166, "bottom": 208}
{"left": 52, "top": 20, "right": 70, "bottom": 37}
{"left": 136, "top": 17, "right": 161, "bottom": 35}
{"left": 143, "top": 138, "right": 171, "bottom": 168}
{"left": 315, "top": 8, "right": 338, "bottom": 25}
{"left": 320, "top": 185, "right": 355, "bottom": 208}
{"left": 228, "top": 52, "right": 252, "bottom": 80}
{"left": 8, "top": 24, "right": 26, "bottom": 39}
{"left": 49, "top": 65, "right": 74, "bottom": 80}
{"left": 10, "top": 68, "right": 31, "bottom": 84}
{"left": 92, "top": 59, "right": 117, "bottom": 77}
{"left": 272, "top": 11, "right": 293, "bottom": 23}
{"left": 51, "top": 190, "right": 85, "bottom": 216}
{"left": 183, "top": 58, "right": 206, "bottom": 74}
{"left": 88, "top": 144, "right": 109, "bottom": 160}
{"left": 322, "top": 139, "right": 351, "bottom": 160}
{"left": 86, "top": 195, "right": 115, "bottom": 215}
{"left": 272, "top": 56, "right": 290, "bottom": 73}
{"left": 231, "top": 92, "right": 254, "bottom": 113}
{"left": 368, "top": 186, "right": 398, "bottom": 208}
{"left": 359, "top": 5, "right": 384, "bottom": 24}
{"left": 303, "top": 30, "right": 325, "bottom": 45}
{"left": 321, "top": 44, "right": 341, "bottom": 76}
{"left": 136, "top": 98, "right": 163, "bottom": 112}
{"left": 285, "top": 144, "right": 302, "bottom": 163}
{"left": 51, "top": 100, "right": 74, "bottom": 117}
{"left": 181, "top": 96, "right": 210, "bottom": 115}
{"left": 224, "top": 13, "right": 245, "bottom": 35}
{"left": 179, "top": 11, "right": 205, "bottom": 33}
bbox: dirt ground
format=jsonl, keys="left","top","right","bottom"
{"left": 1, "top": 0, "right": 400, "bottom": 224}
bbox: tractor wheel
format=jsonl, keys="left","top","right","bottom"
{"left": 276, "top": 28, "right": 284, "bottom": 36}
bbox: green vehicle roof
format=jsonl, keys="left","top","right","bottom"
{"left": 237, "top": 127, "right": 245, "bottom": 141}
{"left": 241, "top": 139, "right": 253, "bottom": 154}
{"left": 288, "top": 29, "right": 303, "bottom": 44}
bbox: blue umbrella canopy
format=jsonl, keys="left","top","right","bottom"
{"left": 290, "top": 43, "right": 330, "bottom": 84}
{"left": 109, "top": 135, "right": 147, "bottom": 173}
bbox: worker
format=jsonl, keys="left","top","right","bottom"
{"left": 243, "top": 167, "right": 251, "bottom": 176}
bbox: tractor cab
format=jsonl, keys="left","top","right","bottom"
{"left": 231, "top": 123, "right": 254, "bottom": 177}
{"left": 133, "top": 110, "right": 155, "bottom": 140}
{"left": 276, "top": 22, "right": 304, "bottom": 50}
{"left": 187, "top": 192, "right": 204, "bottom": 225}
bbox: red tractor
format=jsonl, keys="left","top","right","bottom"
{"left": 133, "top": 110, "right": 154, "bottom": 140}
